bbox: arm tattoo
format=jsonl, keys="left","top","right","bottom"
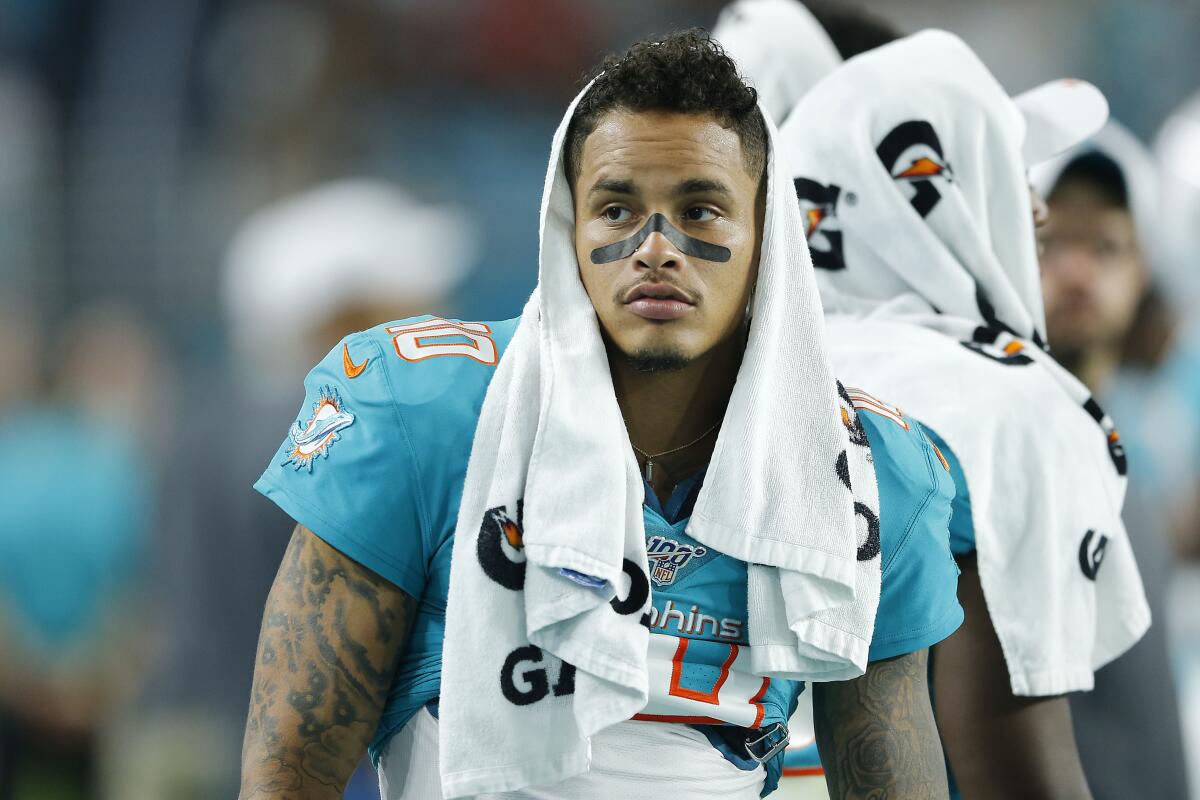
{"left": 812, "top": 649, "right": 948, "bottom": 800}
{"left": 240, "top": 525, "right": 416, "bottom": 799}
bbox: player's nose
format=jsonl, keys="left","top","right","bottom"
{"left": 634, "top": 230, "right": 683, "bottom": 271}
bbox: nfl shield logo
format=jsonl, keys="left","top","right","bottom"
{"left": 652, "top": 562, "right": 679, "bottom": 585}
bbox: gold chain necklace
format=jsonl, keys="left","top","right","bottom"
{"left": 629, "top": 420, "right": 721, "bottom": 483}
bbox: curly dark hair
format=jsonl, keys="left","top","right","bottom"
{"left": 564, "top": 29, "right": 767, "bottom": 186}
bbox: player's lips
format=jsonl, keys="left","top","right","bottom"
{"left": 623, "top": 283, "right": 696, "bottom": 321}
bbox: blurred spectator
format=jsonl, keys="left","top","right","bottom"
{"left": 116, "top": 179, "right": 476, "bottom": 799}
{"left": 1034, "top": 121, "right": 1191, "bottom": 800}
{"left": 0, "top": 303, "right": 157, "bottom": 800}
{"left": 56, "top": 302, "right": 172, "bottom": 454}
{"left": 0, "top": 302, "right": 42, "bottom": 417}
{"left": 222, "top": 178, "right": 478, "bottom": 387}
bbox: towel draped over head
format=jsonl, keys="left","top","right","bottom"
{"left": 778, "top": 30, "right": 1150, "bottom": 696}
{"left": 438, "top": 68, "right": 884, "bottom": 797}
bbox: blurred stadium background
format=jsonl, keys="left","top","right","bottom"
{"left": 1, "top": 1, "right": 1198, "bottom": 798}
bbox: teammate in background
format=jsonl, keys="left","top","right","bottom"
{"left": 779, "top": 32, "right": 1150, "bottom": 799}
{"left": 1034, "top": 123, "right": 1191, "bottom": 800}
{"left": 711, "top": 0, "right": 841, "bottom": 127}
{"left": 239, "top": 31, "right": 962, "bottom": 800}
{"left": 712, "top": 0, "right": 900, "bottom": 130}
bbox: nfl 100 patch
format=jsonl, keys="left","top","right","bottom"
{"left": 646, "top": 534, "right": 711, "bottom": 587}
{"left": 282, "top": 385, "right": 355, "bottom": 472}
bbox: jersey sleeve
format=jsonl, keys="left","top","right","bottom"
{"left": 863, "top": 414, "right": 964, "bottom": 662}
{"left": 254, "top": 332, "right": 431, "bottom": 598}
{"left": 922, "top": 425, "right": 975, "bottom": 557}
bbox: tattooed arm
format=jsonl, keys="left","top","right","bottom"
{"left": 812, "top": 649, "right": 948, "bottom": 800}
{"left": 240, "top": 525, "right": 417, "bottom": 800}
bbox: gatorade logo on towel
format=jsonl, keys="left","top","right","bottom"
{"left": 794, "top": 177, "right": 846, "bottom": 270}
{"left": 876, "top": 120, "right": 954, "bottom": 218}
{"left": 1079, "top": 529, "right": 1109, "bottom": 581}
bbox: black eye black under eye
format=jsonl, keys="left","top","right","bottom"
{"left": 590, "top": 213, "right": 731, "bottom": 264}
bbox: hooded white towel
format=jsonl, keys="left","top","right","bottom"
{"left": 712, "top": 0, "right": 842, "bottom": 126}
{"left": 438, "top": 78, "right": 883, "bottom": 798}
{"left": 778, "top": 30, "right": 1150, "bottom": 696}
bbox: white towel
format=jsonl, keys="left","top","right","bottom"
{"left": 439, "top": 76, "right": 882, "bottom": 798}
{"left": 777, "top": 30, "right": 1150, "bottom": 695}
{"left": 712, "top": 0, "right": 842, "bottom": 126}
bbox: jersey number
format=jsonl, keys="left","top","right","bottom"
{"left": 634, "top": 635, "right": 771, "bottom": 728}
{"left": 386, "top": 318, "right": 498, "bottom": 365}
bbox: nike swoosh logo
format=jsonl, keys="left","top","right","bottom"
{"left": 343, "top": 342, "right": 369, "bottom": 378}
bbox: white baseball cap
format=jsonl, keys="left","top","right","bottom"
{"left": 1014, "top": 78, "right": 1110, "bottom": 166}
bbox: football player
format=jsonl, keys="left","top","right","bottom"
{"left": 779, "top": 31, "right": 1151, "bottom": 800}
{"left": 239, "top": 31, "right": 962, "bottom": 799}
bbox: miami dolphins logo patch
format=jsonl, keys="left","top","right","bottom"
{"left": 282, "top": 386, "right": 355, "bottom": 472}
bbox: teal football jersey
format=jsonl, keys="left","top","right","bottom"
{"left": 255, "top": 315, "right": 962, "bottom": 793}
{"left": 923, "top": 426, "right": 976, "bottom": 556}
